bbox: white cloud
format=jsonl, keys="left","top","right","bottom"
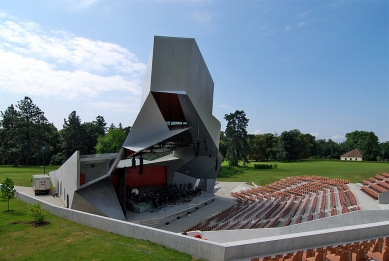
{"left": 87, "top": 100, "right": 141, "bottom": 113}
{"left": 284, "top": 25, "right": 292, "bottom": 32}
{"left": 298, "top": 22, "right": 305, "bottom": 28}
{"left": 193, "top": 11, "right": 212, "bottom": 23}
{"left": 297, "top": 11, "right": 310, "bottom": 18}
{"left": 330, "top": 135, "right": 345, "bottom": 141}
{"left": 0, "top": 16, "right": 146, "bottom": 100}
{"left": 60, "top": 0, "right": 102, "bottom": 10}
{"left": 254, "top": 130, "right": 261, "bottom": 134}
{"left": 218, "top": 104, "right": 230, "bottom": 108}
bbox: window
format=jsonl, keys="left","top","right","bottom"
{"left": 350, "top": 158, "right": 352, "bottom": 161}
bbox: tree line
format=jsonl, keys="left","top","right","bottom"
{"left": 221, "top": 110, "right": 389, "bottom": 166}
{"left": 0, "top": 97, "right": 129, "bottom": 166}
{"left": 1, "top": 100, "right": 387, "bottom": 167}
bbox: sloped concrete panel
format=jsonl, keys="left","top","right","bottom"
{"left": 176, "top": 156, "right": 218, "bottom": 179}
{"left": 150, "top": 36, "right": 194, "bottom": 93}
{"left": 141, "top": 46, "right": 154, "bottom": 106}
{"left": 75, "top": 177, "right": 125, "bottom": 221}
{"left": 72, "top": 192, "right": 107, "bottom": 217}
{"left": 123, "top": 93, "right": 169, "bottom": 148}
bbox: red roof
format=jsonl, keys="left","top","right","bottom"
{"left": 341, "top": 148, "right": 363, "bottom": 158}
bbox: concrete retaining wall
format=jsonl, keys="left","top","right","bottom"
{"left": 16, "top": 191, "right": 389, "bottom": 261}
{"left": 16, "top": 192, "right": 225, "bottom": 261}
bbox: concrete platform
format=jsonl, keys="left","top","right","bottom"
{"left": 15, "top": 186, "right": 65, "bottom": 207}
{"left": 127, "top": 182, "right": 241, "bottom": 232}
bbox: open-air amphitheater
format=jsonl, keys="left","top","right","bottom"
{"left": 15, "top": 37, "right": 389, "bottom": 260}
{"left": 16, "top": 171, "right": 389, "bottom": 261}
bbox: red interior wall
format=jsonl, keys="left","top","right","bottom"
{"left": 126, "top": 166, "right": 167, "bottom": 187}
{"left": 111, "top": 166, "right": 167, "bottom": 189}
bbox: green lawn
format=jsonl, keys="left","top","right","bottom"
{"left": 0, "top": 199, "right": 197, "bottom": 261}
{"left": 0, "top": 165, "right": 59, "bottom": 187}
{"left": 217, "top": 160, "right": 389, "bottom": 186}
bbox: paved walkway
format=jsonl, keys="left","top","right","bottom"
{"left": 15, "top": 186, "right": 65, "bottom": 207}
{"left": 348, "top": 183, "right": 389, "bottom": 210}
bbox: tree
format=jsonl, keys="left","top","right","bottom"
{"left": 297, "top": 133, "right": 316, "bottom": 159}
{"left": 344, "top": 130, "right": 370, "bottom": 151}
{"left": 277, "top": 129, "right": 301, "bottom": 161}
{"left": 60, "top": 111, "right": 88, "bottom": 159}
{"left": 0, "top": 105, "right": 21, "bottom": 165}
{"left": 219, "top": 131, "right": 227, "bottom": 159}
{"left": 93, "top": 115, "right": 107, "bottom": 135}
{"left": 16, "top": 97, "right": 48, "bottom": 166}
{"left": 28, "top": 202, "right": 48, "bottom": 224}
{"left": 95, "top": 128, "right": 127, "bottom": 154}
{"left": 224, "top": 110, "right": 249, "bottom": 166}
{"left": 363, "top": 132, "right": 379, "bottom": 161}
{"left": 380, "top": 142, "right": 389, "bottom": 160}
{"left": 248, "top": 134, "right": 264, "bottom": 161}
{"left": 1, "top": 177, "right": 16, "bottom": 211}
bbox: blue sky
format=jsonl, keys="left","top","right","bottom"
{"left": 0, "top": 0, "right": 388, "bottom": 142}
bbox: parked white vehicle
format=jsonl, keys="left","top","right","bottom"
{"left": 32, "top": 175, "right": 51, "bottom": 196}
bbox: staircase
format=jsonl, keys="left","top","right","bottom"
{"left": 140, "top": 218, "right": 162, "bottom": 228}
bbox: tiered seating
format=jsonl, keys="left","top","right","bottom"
{"left": 378, "top": 181, "right": 389, "bottom": 190}
{"left": 251, "top": 236, "right": 389, "bottom": 261}
{"left": 361, "top": 173, "right": 389, "bottom": 200}
{"left": 186, "top": 176, "right": 365, "bottom": 232}
{"left": 299, "top": 194, "right": 311, "bottom": 216}
{"left": 369, "top": 177, "right": 378, "bottom": 183}
{"left": 289, "top": 197, "right": 303, "bottom": 218}
{"left": 370, "top": 183, "right": 388, "bottom": 193}
{"left": 280, "top": 195, "right": 296, "bottom": 217}
{"left": 310, "top": 193, "right": 318, "bottom": 214}
{"left": 319, "top": 188, "right": 326, "bottom": 219}
{"left": 361, "top": 186, "right": 379, "bottom": 199}
{"left": 266, "top": 216, "right": 281, "bottom": 228}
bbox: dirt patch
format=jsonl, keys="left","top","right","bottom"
{"left": 10, "top": 221, "right": 50, "bottom": 227}
{"left": 3, "top": 210, "right": 15, "bottom": 213}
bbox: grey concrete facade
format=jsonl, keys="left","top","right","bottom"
{"left": 119, "top": 36, "right": 223, "bottom": 192}
{"left": 49, "top": 150, "right": 79, "bottom": 208}
{"left": 48, "top": 36, "right": 223, "bottom": 220}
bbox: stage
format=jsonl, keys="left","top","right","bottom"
{"left": 125, "top": 182, "right": 244, "bottom": 233}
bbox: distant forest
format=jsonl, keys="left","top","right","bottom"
{"left": 0, "top": 97, "right": 388, "bottom": 166}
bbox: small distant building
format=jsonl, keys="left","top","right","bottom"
{"left": 340, "top": 149, "right": 363, "bottom": 161}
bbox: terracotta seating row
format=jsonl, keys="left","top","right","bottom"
{"left": 251, "top": 236, "right": 389, "bottom": 261}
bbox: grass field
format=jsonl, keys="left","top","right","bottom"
{"left": 0, "top": 199, "right": 197, "bottom": 260}
{"left": 217, "top": 160, "right": 389, "bottom": 186}
{"left": 0, "top": 165, "right": 59, "bottom": 187}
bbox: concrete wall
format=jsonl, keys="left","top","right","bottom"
{"left": 80, "top": 162, "right": 108, "bottom": 183}
{"left": 341, "top": 157, "right": 362, "bottom": 161}
{"left": 15, "top": 190, "right": 389, "bottom": 261}
{"left": 49, "top": 151, "right": 79, "bottom": 208}
{"left": 379, "top": 190, "right": 389, "bottom": 204}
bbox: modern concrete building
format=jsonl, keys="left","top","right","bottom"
{"left": 340, "top": 148, "right": 363, "bottom": 161}
{"left": 49, "top": 36, "right": 222, "bottom": 220}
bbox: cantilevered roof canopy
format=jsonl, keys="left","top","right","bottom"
{"left": 123, "top": 127, "right": 190, "bottom": 155}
